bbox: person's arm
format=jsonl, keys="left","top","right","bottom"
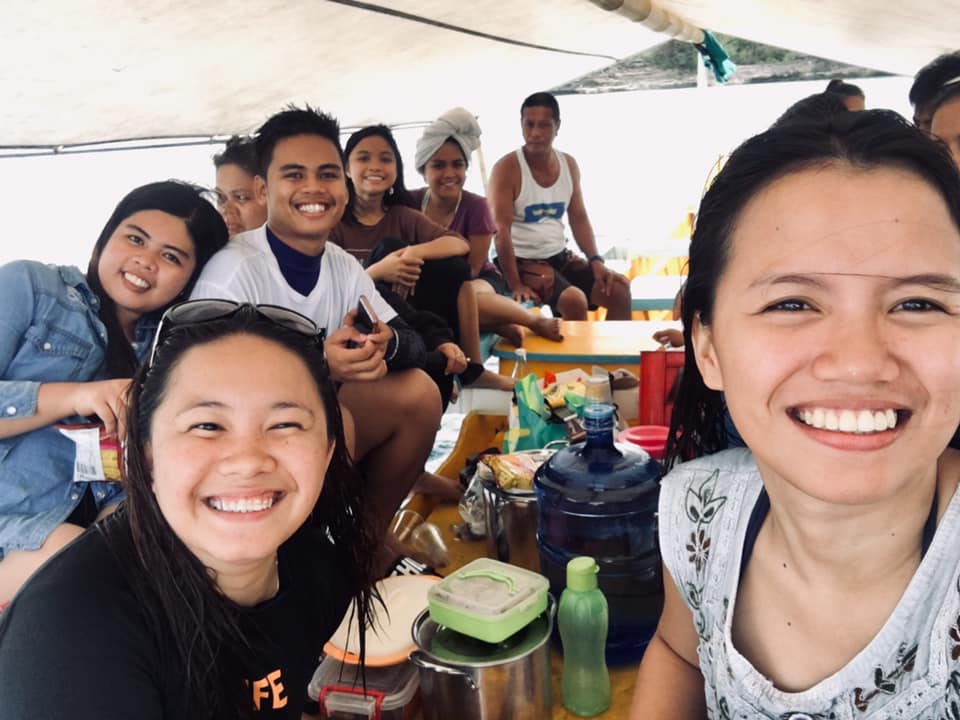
{"left": 405, "top": 211, "right": 469, "bottom": 260}
{"left": 466, "top": 232, "right": 494, "bottom": 277}
{"left": 565, "top": 154, "right": 619, "bottom": 296}
{"left": 629, "top": 564, "right": 707, "bottom": 719}
{"left": 0, "top": 263, "right": 132, "bottom": 439}
{"left": 565, "top": 154, "right": 600, "bottom": 260}
{"left": 0, "top": 379, "right": 131, "bottom": 439}
{"left": 488, "top": 154, "right": 537, "bottom": 302}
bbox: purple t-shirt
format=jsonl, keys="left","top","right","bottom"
{"left": 408, "top": 188, "right": 498, "bottom": 277}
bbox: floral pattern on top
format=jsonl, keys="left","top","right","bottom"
{"left": 658, "top": 449, "right": 960, "bottom": 720}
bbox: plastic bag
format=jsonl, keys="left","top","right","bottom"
{"left": 503, "top": 373, "right": 568, "bottom": 453}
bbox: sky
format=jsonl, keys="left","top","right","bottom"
{"left": 0, "top": 76, "right": 912, "bottom": 270}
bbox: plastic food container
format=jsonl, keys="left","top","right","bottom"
{"left": 427, "top": 558, "right": 549, "bottom": 643}
{"left": 617, "top": 425, "right": 669, "bottom": 461}
{"left": 325, "top": 575, "right": 439, "bottom": 666}
{"left": 308, "top": 655, "right": 419, "bottom": 720}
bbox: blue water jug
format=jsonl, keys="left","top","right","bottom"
{"left": 534, "top": 403, "right": 663, "bottom": 664}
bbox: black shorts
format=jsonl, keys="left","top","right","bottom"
{"left": 546, "top": 249, "right": 597, "bottom": 311}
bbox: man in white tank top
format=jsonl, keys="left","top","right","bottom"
{"left": 487, "top": 92, "right": 631, "bottom": 320}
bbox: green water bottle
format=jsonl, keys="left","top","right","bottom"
{"left": 558, "top": 556, "right": 611, "bottom": 716}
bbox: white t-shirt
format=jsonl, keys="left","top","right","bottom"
{"left": 190, "top": 224, "right": 397, "bottom": 335}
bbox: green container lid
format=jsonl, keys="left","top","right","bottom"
{"left": 566, "top": 556, "right": 599, "bottom": 593}
{"left": 427, "top": 558, "right": 549, "bottom": 644}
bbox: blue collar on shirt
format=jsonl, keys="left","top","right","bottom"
{"left": 265, "top": 225, "right": 324, "bottom": 296}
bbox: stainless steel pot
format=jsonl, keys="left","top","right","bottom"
{"left": 409, "top": 596, "right": 555, "bottom": 720}
{"left": 481, "top": 479, "right": 540, "bottom": 573}
{"left": 480, "top": 447, "right": 558, "bottom": 573}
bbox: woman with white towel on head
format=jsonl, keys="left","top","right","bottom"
{"left": 411, "top": 107, "right": 562, "bottom": 345}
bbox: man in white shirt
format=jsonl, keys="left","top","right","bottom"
{"left": 192, "top": 107, "right": 441, "bottom": 571}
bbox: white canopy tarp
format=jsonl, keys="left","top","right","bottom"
{"left": 1, "top": 0, "right": 957, "bottom": 147}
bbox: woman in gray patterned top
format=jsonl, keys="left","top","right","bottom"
{"left": 630, "top": 110, "right": 960, "bottom": 719}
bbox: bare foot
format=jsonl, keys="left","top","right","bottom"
{"left": 466, "top": 370, "right": 517, "bottom": 392}
{"left": 532, "top": 316, "right": 563, "bottom": 342}
{"left": 413, "top": 471, "right": 464, "bottom": 502}
{"left": 496, "top": 323, "right": 525, "bottom": 347}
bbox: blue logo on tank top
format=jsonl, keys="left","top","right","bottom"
{"left": 523, "top": 202, "right": 566, "bottom": 223}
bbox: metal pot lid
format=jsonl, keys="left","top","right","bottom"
{"left": 413, "top": 607, "right": 552, "bottom": 666}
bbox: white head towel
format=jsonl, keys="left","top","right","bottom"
{"left": 415, "top": 107, "right": 481, "bottom": 171}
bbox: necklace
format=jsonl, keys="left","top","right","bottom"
{"left": 421, "top": 189, "right": 462, "bottom": 230}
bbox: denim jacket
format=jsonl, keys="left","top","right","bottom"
{"left": 0, "top": 261, "right": 154, "bottom": 555}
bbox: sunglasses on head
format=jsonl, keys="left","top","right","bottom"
{"left": 148, "top": 299, "right": 324, "bottom": 368}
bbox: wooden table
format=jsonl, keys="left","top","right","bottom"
{"left": 494, "top": 320, "right": 681, "bottom": 379}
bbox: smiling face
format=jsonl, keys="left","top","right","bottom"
{"left": 259, "top": 134, "right": 348, "bottom": 255}
{"left": 215, "top": 163, "right": 267, "bottom": 236}
{"left": 147, "top": 333, "right": 333, "bottom": 576}
{"left": 693, "top": 164, "right": 960, "bottom": 505}
{"left": 931, "top": 95, "right": 960, "bottom": 171}
{"left": 97, "top": 209, "right": 196, "bottom": 333}
{"left": 346, "top": 134, "right": 398, "bottom": 200}
{"left": 423, "top": 140, "right": 467, "bottom": 202}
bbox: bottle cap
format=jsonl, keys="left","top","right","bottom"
{"left": 566, "top": 556, "right": 599, "bottom": 592}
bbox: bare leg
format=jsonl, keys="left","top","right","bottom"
{"left": 456, "top": 283, "right": 515, "bottom": 391}
{"left": 556, "top": 286, "right": 589, "bottom": 320}
{"left": 473, "top": 280, "right": 563, "bottom": 342}
{"left": 338, "top": 369, "right": 442, "bottom": 571}
{"left": 0, "top": 523, "right": 85, "bottom": 603}
{"left": 591, "top": 272, "right": 633, "bottom": 320}
{"left": 413, "top": 471, "right": 463, "bottom": 502}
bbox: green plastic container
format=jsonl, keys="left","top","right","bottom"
{"left": 427, "top": 558, "right": 549, "bottom": 643}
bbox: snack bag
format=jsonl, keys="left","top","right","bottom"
{"left": 56, "top": 423, "right": 122, "bottom": 482}
{"left": 480, "top": 452, "right": 542, "bottom": 492}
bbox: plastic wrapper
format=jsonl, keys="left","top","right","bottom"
{"left": 458, "top": 467, "right": 489, "bottom": 537}
{"left": 480, "top": 452, "right": 544, "bottom": 492}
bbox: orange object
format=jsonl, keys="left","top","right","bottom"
{"left": 638, "top": 350, "right": 685, "bottom": 427}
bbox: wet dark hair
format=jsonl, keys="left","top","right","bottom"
{"left": 253, "top": 105, "right": 342, "bottom": 179}
{"left": 343, "top": 124, "right": 410, "bottom": 218}
{"left": 825, "top": 78, "right": 864, "bottom": 99}
{"left": 115, "top": 306, "right": 377, "bottom": 718}
{"left": 774, "top": 92, "right": 850, "bottom": 128}
{"left": 213, "top": 135, "right": 258, "bottom": 177}
{"left": 85, "top": 181, "right": 228, "bottom": 378}
{"left": 521, "top": 91, "right": 561, "bottom": 122}
{"left": 667, "top": 110, "right": 960, "bottom": 467}
{"left": 910, "top": 51, "right": 960, "bottom": 109}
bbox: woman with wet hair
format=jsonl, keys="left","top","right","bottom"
{"left": 0, "top": 302, "right": 379, "bottom": 719}
{"left": 630, "top": 111, "right": 960, "bottom": 718}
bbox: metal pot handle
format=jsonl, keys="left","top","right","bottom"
{"left": 408, "top": 651, "right": 479, "bottom": 692}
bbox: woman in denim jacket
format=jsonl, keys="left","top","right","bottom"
{"left": 0, "top": 181, "right": 227, "bottom": 603}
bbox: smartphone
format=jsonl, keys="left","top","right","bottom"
{"left": 354, "top": 295, "right": 380, "bottom": 335}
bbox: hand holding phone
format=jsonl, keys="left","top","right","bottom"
{"left": 348, "top": 295, "right": 380, "bottom": 347}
